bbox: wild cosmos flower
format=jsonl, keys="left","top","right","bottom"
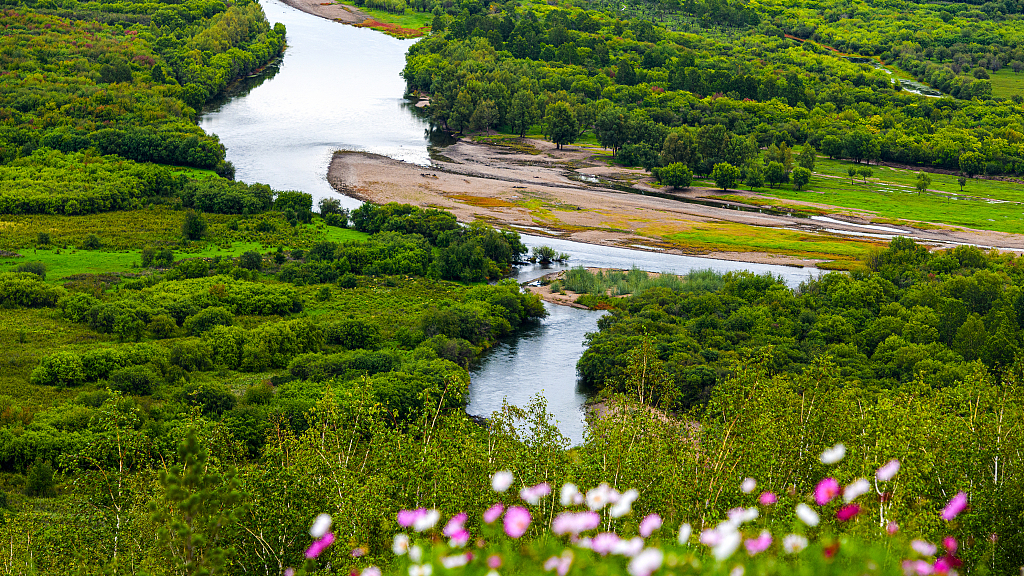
{"left": 940, "top": 491, "right": 967, "bottom": 521}
{"left": 934, "top": 554, "right": 963, "bottom": 574}
{"left": 727, "top": 507, "right": 759, "bottom": 524}
{"left": 782, "top": 534, "right": 808, "bottom": 554}
{"left": 543, "top": 550, "right": 573, "bottom": 576}
{"left": 843, "top": 478, "right": 871, "bottom": 503}
{"left": 814, "top": 478, "right": 841, "bottom": 505}
{"left": 820, "top": 443, "right": 846, "bottom": 464}
{"left": 942, "top": 537, "right": 957, "bottom": 555}
{"left": 407, "top": 564, "right": 433, "bottom": 576}
{"left": 876, "top": 459, "right": 901, "bottom": 481}
{"left": 609, "top": 489, "right": 639, "bottom": 518}
{"left": 795, "top": 503, "right": 820, "bottom": 527}
{"left": 360, "top": 567, "right": 381, "bottom": 576}
{"left": 677, "top": 523, "right": 692, "bottom": 545}
{"left": 836, "top": 503, "right": 861, "bottom": 521}
{"left": 487, "top": 555, "right": 502, "bottom": 569}
{"left": 448, "top": 529, "right": 470, "bottom": 548}
{"left": 443, "top": 513, "right": 467, "bottom": 537}
{"left": 409, "top": 545, "right": 423, "bottom": 563}
{"left": 744, "top": 531, "right": 772, "bottom": 556}
{"left": 305, "top": 532, "right": 335, "bottom": 559}
{"left": 902, "top": 559, "right": 934, "bottom": 575}
{"left": 729, "top": 566, "right": 745, "bottom": 576}
{"left": 520, "top": 482, "right": 552, "bottom": 505}
{"left": 712, "top": 529, "right": 743, "bottom": 561}
{"left": 627, "top": 548, "right": 664, "bottom": 576}
{"left": 440, "top": 553, "right": 471, "bottom": 569}
{"left": 309, "top": 513, "right": 332, "bottom": 538}
{"left": 639, "top": 514, "right": 662, "bottom": 537}
{"left": 483, "top": 503, "right": 505, "bottom": 524}
{"left": 588, "top": 532, "right": 621, "bottom": 556}
{"left": 412, "top": 509, "right": 440, "bottom": 532}
{"left": 612, "top": 537, "right": 645, "bottom": 557}
{"left": 392, "top": 534, "right": 410, "bottom": 555}
{"left": 397, "top": 509, "right": 420, "bottom": 528}
{"left": 699, "top": 528, "right": 722, "bottom": 547}
{"left": 740, "top": 477, "right": 757, "bottom": 494}
{"left": 552, "top": 511, "right": 601, "bottom": 535}
{"left": 911, "top": 539, "right": 937, "bottom": 556}
{"left": 758, "top": 491, "right": 777, "bottom": 505}
{"left": 560, "top": 483, "right": 583, "bottom": 506}
{"left": 491, "top": 471, "right": 514, "bottom": 493}
{"left": 887, "top": 521, "right": 900, "bottom": 535}
{"left": 586, "top": 483, "right": 613, "bottom": 511}
{"left": 503, "top": 506, "right": 531, "bottom": 538}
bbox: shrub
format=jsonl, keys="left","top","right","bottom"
{"left": 24, "top": 460, "right": 56, "bottom": 498}
{"left": 154, "top": 248, "right": 174, "bottom": 268}
{"left": 109, "top": 365, "right": 157, "bottom": 395}
{"left": 338, "top": 273, "right": 358, "bottom": 288}
{"left": 183, "top": 306, "right": 234, "bottom": 336}
{"left": 170, "top": 340, "right": 214, "bottom": 372}
{"left": 141, "top": 246, "right": 157, "bottom": 267}
{"left": 149, "top": 314, "right": 178, "bottom": 339}
{"left": 178, "top": 382, "right": 236, "bottom": 416}
{"left": 181, "top": 209, "right": 208, "bottom": 241}
{"left": 1, "top": 272, "right": 63, "bottom": 307}
{"left": 82, "top": 234, "right": 101, "bottom": 250}
{"left": 657, "top": 162, "right": 692, "bottom": 189}
{"left": 239, "top": 251, "right": 263, "bottom": 271}
{"left": 30, "top": 351, "right": 86, "bottom": 386}
{"left": 36, "top": 232, "right": 50, "bottom": 246}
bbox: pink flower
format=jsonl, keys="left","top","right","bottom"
{"left": 444, "top": 513, "right": 467, "bottom": 537}
{"left": 876, "top": 459, "right": 901, "bottom": 481}
{"left": 744, "top": 531, "right": 772, "bottom": 556}
{"left": 483, "top": 503, "right": 504, "bottom": 524}
{"left": 360, "top": 568, "right": 381, "bottom": 576}
{"left": 305, "top": 532, "right": 335, "bottom": 559}
{"left": 544, "top": 551, "right": 574, "bottom": 576}
{"left": 814, "top": 478, "right": 841, "bottom": 506}
{"left": 935, "top": 554, "right": 962, "bottom": 573}
{"left": 740, "top": 477, "right": 756, "bottom": 494}
{"left": 942, "top": 537, "right": 957, "bottom": 555}
{"left": 887, "top": 521, "right": 899, "bottom": 535}
{"left": 351, "top": 546, "right": 367, "bottom": 557}
{"left": 613, "top": 537, "right": 645, "bottom": 557}
{"left": 911, "top": 539, "right": 937, "bottom": 556}
{"left": 639, "top": 514, "right": 662, "bottom": 537}
{"left": 487, "top": 555, "right": 502, "bottom": 569}
{"left": 590, "top": 532, "right": 621, "bottom": 555}
{"left": 940, "top": 491, "right": 967, "bottom": 521}
{"left": 448, "top": 529, "right": 469, "bottom": 547}
{"left": 627, "top": 548, "right": 663, "bottom": 576}
{"left": 520, "top": 482, "right": 552, "bottom": 505}
{"left": 397, "top": 509, "right": 420, "bottom": 527}
{"left": 902, "top": 560, "right": 934, "bottom": 575}
{"left": 758, "top": 491, "right": 777, "bottom": 505}
{"left": 836, "top": 503, "right": 860, "bottom": 521}
{"left": 552, "top": 511, "right": 601, "bottom": 535}
{"left": 503, "top": 506, "right": 531, "bottom": 538}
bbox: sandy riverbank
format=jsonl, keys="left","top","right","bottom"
{"left": 278, "top": 0, "right": 368, "bottom": 23}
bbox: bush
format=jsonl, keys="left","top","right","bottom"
{"left": 239, "top": 251, "right": 263, "bottom": 271}
{"left": 183, "top": 306, "right": 234, "bottom": 336}
{"left": 149, "top": 314, "right": 178, "bottom": 339}
{"left": 24, "top": 460, "right": 56, "bottom": 498}
{"left": 36, "top": 232, "right": 50, "bottom": 246}
{"left": 30, "top": 351, "right": 86, "bottom": 386}
{"left": 170, "top": 340, "right": 214, "bottom": 372}
{"left": 181, "top": 209, "right": 208, "bottom": 241}
{"left": 178, "top": 382, "right": 236, "bottom": 416}
{"left": 657, "top": 162, "right": 692, "bottom": 189}
{"left": 338, "top": 273, "right": 358, "bottom": 288}
{"left": 141, "top": 246, "right": 157, "bottom": 268}
{"left": 154, "top": 248, "right": 174, "bottom": 268}
{"left": 109, "top": 365, "right": 157, "bottom": 395}
{"left": 82, "top": 234, "right": 101, "bottom": 250}
{"left": 1, "top": 272, "right": 64, "bottom": 307}
{"left": 13, "top": 260, "right": 45, "bottom": 279}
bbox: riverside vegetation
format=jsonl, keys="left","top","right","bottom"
{"left": 0, "top": 0, "right": 1022, "bottom": 574}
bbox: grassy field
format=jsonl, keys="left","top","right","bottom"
{"left": 988, "top": 68, "right": 1024, "bottom": 99}
{"left": 664, "top": 222, "right": 881, "bottom": 260}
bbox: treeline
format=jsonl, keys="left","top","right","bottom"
{"left": 406, "top": 2, "right": 1024, "bottom": 175}
{"left": 578, "top": 238, "right": 1024, "bottom": 412}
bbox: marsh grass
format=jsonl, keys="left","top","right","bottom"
{"left": 560, "top": 267, "right": 725, "bottom": 296}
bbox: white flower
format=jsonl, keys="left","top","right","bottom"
{"left": 729, "top": 566, "right": 745, "bottom": 576}
{"left": 408, "top": 564, "right": 433, "bottom": 576}
{"left": 412, "top": 509, "right": 440, "bottom": 532}
{"left": 712, "top": 529, "right": 742, "bottom": 561}
{"left": 392, "top": 533, "right": 410, "bottom": 555}
{"left": 627, "top": 548, "right": 664, "bottom": 576}
{"left": 609, "top": 489, "right": 639, "bottom": 518}
{"left": 795, "top": 503, "right": 820, "bottom": 527}
{"left": 844, "top": 478, "right": 871, "bottom": 503}
{"left": 486, "top": 571, "right": 500, "bottom": 576}
{"left": 310, "top": 513, "right": 333, "bottom": 538}
{"left": 410, "top": 545, "right": 423, "bottom": 563}
{"left": 440, "top": 553, "right": 471, "bottom": 569}
{"left": 820, "top": 443, "right": 846, "bottom": 464}
{"left": 560, "top": 483, "right": 581, "bottom": 506}
{"left": 361, "top": 567, "right": 382, "bottom": 576}
{"left": 491, "top": 471, "right": 514, "bottom": 493}
{"left": 678, "top": 522, "right": 692, "bottom": 545}
{"left": 727, "top": 507, "right": 759, "bottom": 524}
{"left": 911, "top": 540, "right": 937, "bottom": 556}
{"left": 586, "top": 483, "right": 612, "bottom": 511}
{"left": 740, "top": 478, "right": 756, "bottom": 494}
{"left": 876, "top": 459, "right": 901, "bottom": 482}
{"left": 782, "top": 534, "right": 808, "bottom": 554}
{"left": 612, "top": 537, "right": 645, "bottom": 557}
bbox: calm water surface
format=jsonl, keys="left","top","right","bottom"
{"left": 200, "top": 3, "right": 822, "bottom": 444}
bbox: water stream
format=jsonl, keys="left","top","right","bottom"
{"left": 201, "top": 0, "right": 823, "bottom": 444}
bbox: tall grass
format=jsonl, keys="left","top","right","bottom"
{"left": 559, "top": 266, "right": 724, "bottom": 296}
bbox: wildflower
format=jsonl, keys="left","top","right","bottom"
{"left": 410, "top": 545, "right": 423, "bottom": 563}
{"left": 397, "top": 509, "right": 420, "bottom": 528}
{"left": 614, "top": 537, "right": 645, "bottom": 557}
{"left": 901, "top": 560, "right": 934, "bottom": 575}
{"left": 887, "top": 521, "right": 899, "bottom": 535}
{"left": 310, "top": 514, "right": 332, "bottom": 538}
{"left": 552, "top": 511, "right": 601, "bottom": 535}
{"left": 744, "top": 531, "right": 772, "bottom": 556}
{"left": 305, "top": 532, "right": 335, "bottom": 559}
{"left": 727, "top": 507, "right": 758, "bottom": 524}
{"left": 408, "top": 564, "right": 433, "bottom": 576}
{"left": 361, "top": 567, "right": 382, "bottom": 576}
{"left": 351, "top": 547, "right": 367, "bottom": 557}
{"left": 758, "top": 491, "right": 777, "bottom": 505}
{"left": 392, "top": 534, "right": 410, "bottom": 555}
{"left": 823, "top": 542, "right": 840, "bottom": 559}
{"left": 911, "top": 540, "right": 937, "bottom": 556}
{"left": 639, "top": 514, "right": 663, "bottom": 537}
{"left": 448, "top": 529, "right": 470, "bottom": 548}
{"left": 876, "top": 459, "right": 901, "bottom": 481}
{"left": 444, "top": 513, "right": 467, "bottom": 536}
{"left": 628, "top": 548, "right": 664, "bottom": 576}
{"left": 586, "top": 483, "right": 613, "bottom": 511}
{"left": 782, "top": 534, "right": 808, "bottom": 554}
{"left": 560, "top": 483, "right": 583, "bottom": 506}
{"left": 491, "top": 471, "right": 514, "bottom": 493}
{"left": 795, "top": 503, "right": 820, "bottom": 527}
{"left": 520, "top": 482, "right": 552, "bottom": 505}
{"left": 740, "top": 477, "right": 756, "bottom": 494}
{"left": 678, "top": 523, "right": 692, "bottom": 545}
{"left": 412, "top": 509, "right": 440, "bottom": 532}
{"left": 483, "top": 503, "right": 504, "bottom": 524}
{"left": 942, "top": 537, "right": 957, "bottom": 555}
{"left": 935, "top": 554, "right": 962, "bottom": 573}
{"left": 700, "top": 528, "right": 722, "bottom": 547}
{"left": 814, "top": 478, "right": 841, "bottom": 505}
{"left": 588, "top": 532, "right": 620, "bottom": 555}
{"left": 712, "top": 529, "right": 742, "bottom": 561}
{"left": 836, "top": 503, "right": 861, "bottom": 521}
{"left": 844, "top": 478, "right": 870, "bottom": 503}
{"left": 485, "top": 572, "right": 499, "bottom": 576}
{"left": 544, "top": 556, "right": 560, "bottom": 571}
{"left": 729, "top": 566, "right": 745, "bottom": 576}
{"left": 544, "top": 550, "right": 573, "bottom": 576}
{"left": 285, "top": 568, "right": 294, "bottom": 576}
{"left": 503, "top": 506, "right": 531, "bottom": 538}
{"left": 487, "top": 555, "right": 502, "bottom": 569}
{"left": 609, "top": 489, "right": 639, "bottom": 518}
{"left": 820, "top": 443, "right": 846, "bottom": 464}
{"left": 940, "top": 491, "right": 967, "bottom": 521}
{"left": 440, "top": 553, "right": 471, "bottom": 569}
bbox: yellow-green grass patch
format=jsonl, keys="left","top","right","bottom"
{"left": 665, "top": 222, "right": 880, "bottom": 260}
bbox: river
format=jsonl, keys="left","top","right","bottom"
{"left": 200, "top": 0, "right": 821, "bottom": 444}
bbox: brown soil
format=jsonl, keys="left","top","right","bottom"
{"left": 278, "top": 0, "right": 369, "bottom": 23}
{"left": 523, "top": 268, "right": 641, "bottom": 308}
{"left": 327, "top": 137, "right": 1024, "bottom": 265}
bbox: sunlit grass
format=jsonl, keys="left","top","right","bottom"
{"left": 988, "top": 68, "right": 1024, "bottom": 99}
{"left": 664, "top": 222, "right": 879, "bottom": 260}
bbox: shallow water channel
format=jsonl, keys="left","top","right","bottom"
{"left": 201, "top": 0, "right": 821, "bottom": 444}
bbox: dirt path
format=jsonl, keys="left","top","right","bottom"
{"left": 327, "top": 137, "right": 1024, "bottom": 265}
{"left": 278, "top": 0, "right": 369, "bottom": 24}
